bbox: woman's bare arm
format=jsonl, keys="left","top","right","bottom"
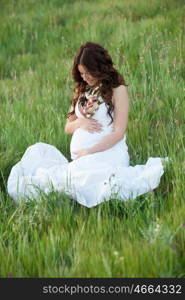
{"left": 64, "top": 105, "right": 79, "bottom": 134}
{"left": 64, "top": 105, "right": 103, "bottom": 135}
{"left": 86, "top": 85, "right": 129, "bottom": 154}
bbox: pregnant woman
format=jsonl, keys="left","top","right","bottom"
{"left": 7, "top": 42, "right": 167, "bottom": 208}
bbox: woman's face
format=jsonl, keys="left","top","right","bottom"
{"left": 78, "top": 64, "right": 98, "bottom": 86}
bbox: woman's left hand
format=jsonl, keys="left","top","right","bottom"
{"left": 73, "top": 149, "right": 91, "bottom": 159}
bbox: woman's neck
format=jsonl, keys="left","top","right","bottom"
{"left": 87, "top": 82, "right": 102, "bottom": 90}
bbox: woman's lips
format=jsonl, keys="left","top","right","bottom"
{"left": 87, "top": 80, "right": 94, "bottom": 84}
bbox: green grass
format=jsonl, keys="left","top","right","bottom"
{"left": 0, "top": 0, "right": 185, "bottom": 277}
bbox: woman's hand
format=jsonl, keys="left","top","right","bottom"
{"left": 73, "top": 149, "right": 91, "bottom": 159}
{"left": 77, "top": 118, "right": 102, "bottom": 133}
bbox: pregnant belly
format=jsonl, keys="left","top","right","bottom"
{"left": 70, "top": 127, "right": 112, "bottom": 160}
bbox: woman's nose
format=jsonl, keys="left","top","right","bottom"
{"left": 84, "top": 73, "right": 89, "bottom": 80}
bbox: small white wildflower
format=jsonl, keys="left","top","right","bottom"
{"left": 113, "top": 251, "right": 119, "bottom": 257}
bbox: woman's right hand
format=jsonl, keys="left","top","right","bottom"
{"left": 77, "top": 118, "right": 103, "bottom": 133}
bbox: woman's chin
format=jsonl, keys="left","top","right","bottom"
{"left": 87, "top": 81, "right": 94, "bottom": 86}
{"left": 86, "top": 80, "right": 97, "bottom": 86}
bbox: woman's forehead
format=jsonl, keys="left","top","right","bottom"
{"left": 78, "top": 64, "right": 88, "bottom": 72}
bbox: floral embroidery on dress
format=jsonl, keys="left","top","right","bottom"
{"left": 78, "top": 84, "right": 104, "bottom": 118}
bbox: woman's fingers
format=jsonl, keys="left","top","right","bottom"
{"left": 91, "top": 123, "right": 102, "bottom": 130}
{"left": 81, "top": 118, "right": 102, "bottom": 132}
{"left": 90, "top": 120, "right": 102, "bottom": 128}
{"left": 88, "top": 126, "right": 102, "bottom": 133}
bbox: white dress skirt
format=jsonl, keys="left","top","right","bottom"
{"left": 7, "top": 100, "right": 167, "bottom": 208}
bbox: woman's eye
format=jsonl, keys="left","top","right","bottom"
{"left": 80, "top": 72, "right": 89, "bottom": 75}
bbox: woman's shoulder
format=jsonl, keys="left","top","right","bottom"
{"left": 112, "top": 85, "right": 128, "bottom": 104}
{"left": 112, "top": 84, "right": 127, "bottom": 93}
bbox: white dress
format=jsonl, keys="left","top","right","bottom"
{"left": 7, "top": 96, "right": 167, "bottom": 208}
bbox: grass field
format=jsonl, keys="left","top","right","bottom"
{"left": 0, "top": 0, "right": 185, "bottom": 277}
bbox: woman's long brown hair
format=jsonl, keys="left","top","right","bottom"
{"left": 67, "top": 42, "right": 128, "bottom": 124}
